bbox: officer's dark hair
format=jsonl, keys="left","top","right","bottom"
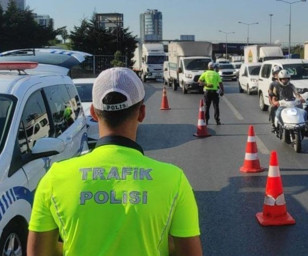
{"left": 94, "top": 92, "right": 143, "bottom": 127}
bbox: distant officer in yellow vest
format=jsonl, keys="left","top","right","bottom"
{"left": 198, "top": 62, "right": 224, "bottom": 125}
{"left": 27, "top": 67, "right": 203, "bottom": 256}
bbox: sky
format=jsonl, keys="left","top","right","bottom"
{"left": 26, "top": 0, "right": 308, "bottom": 47}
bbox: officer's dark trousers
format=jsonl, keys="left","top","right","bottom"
{"left": 204, "top": 90, "right": 220, "bottom": 122}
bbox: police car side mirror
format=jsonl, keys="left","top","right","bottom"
{"left": 32, "top": 137, "right": 65, "bottom": 157}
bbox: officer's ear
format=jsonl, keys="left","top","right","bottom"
{"left": 138, "top": 104, "right": 146, "bottom": 122}
{"left": 90, "top": 104, "right": 98, "bottom": 121}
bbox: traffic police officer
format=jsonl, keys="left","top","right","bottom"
{"left": 27, "top": 67, "right": 203, "bottom": 256}
{"left": 198, "top": 62, "right": 224, "bottom": 125}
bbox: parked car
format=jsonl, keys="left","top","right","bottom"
{"left": 217, "top": 63, "right": 237, "bottom": 81}
{"left": 258, "top": 59, "right": 308, "bottom": 111}
{"left": 0, "top": 61, "right": 88, "bottom": 255}
{"left": 73, "top": 78, "right": 99, "bottom": 148}
{"left": 231, "top": 62, "right": 242, "bottom": 78}
{"left": 238, "top": 63, "right": 261, "bottom": 95}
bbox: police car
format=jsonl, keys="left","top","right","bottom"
{"left": 0, "top": 59, "right": 88, "bottom": 254}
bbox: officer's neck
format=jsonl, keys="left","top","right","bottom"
{"left": 98, "top": 120, "right": 138, "bottom": 141}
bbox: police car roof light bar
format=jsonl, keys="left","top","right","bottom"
{"left": 0, "top": 61, "right": 38, "bottom": 73}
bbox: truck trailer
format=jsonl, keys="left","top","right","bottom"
{"left": 244, "top": 44, "right": 284, "bottom": 63}
{"left": 167, "top": 41, "right": 212, "bottom": 94}
{"left": 132, "top": 43, "right": 166, "bottom": 82}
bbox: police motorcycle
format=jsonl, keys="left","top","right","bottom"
{"left": 273, "top": 98, "right": 308, "bottom": 153}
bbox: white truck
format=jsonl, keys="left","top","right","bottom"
{"left": 167, "top": 41, "right": 212, "bottom": 94}
{"left": 244, "top": 44, "right": 284, "bottom": 63}
{"left": 132, "top": 42, "right": 166, "bottom": 82}
{"left": 304, "top": 41, "right": 308, "bottom": 60}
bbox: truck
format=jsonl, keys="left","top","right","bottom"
{"left": 167, "top": 41, "right": 212, "bottom": 94}
{"left": 244, "top": 44, "right": 284, "bottom": 63}
{"left": 132, "top": 42, "right": 166, "bottom": 82}
{"left": 304, "top": 41, "right": 308, "bottom": 60}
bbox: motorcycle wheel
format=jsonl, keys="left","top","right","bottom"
{"left": 283, "top": 130, "right": 291, "bottom": 144}
{"left": 293, "top": 133, "right": 302, "bottom": 153}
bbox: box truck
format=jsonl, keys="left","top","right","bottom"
{"left": 244, "top": 45, "right": 284, "bottom": 63}
{"left": 132, "top": 42, "right": 166, "bottom": 82}
{"left": 167, "top": 41, "right": 212, "bottom": 94}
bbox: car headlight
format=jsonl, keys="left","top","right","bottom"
{"left": 185, "top": 74, "right": 193, "bottom": 79}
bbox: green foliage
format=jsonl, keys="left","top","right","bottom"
{"left": 70, "top": 13, "right": 137, "bottom": 66}
{"left": 111, "top": 51, "right": 125, "bottom": 67}
{"left": 0, "top": 1, "right": 57, "bottom": 51}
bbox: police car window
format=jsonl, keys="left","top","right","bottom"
{"left": 65, "top": 84, "right": 81, "bottom": 118}
{"left": 44, "top": 84, "right": 75, "bottom": 136}
{"left": 18, "top": 90, "right": 50, "bottom": 155}
{"left": 0, "top": 95, "right": 15, "bottom": 154}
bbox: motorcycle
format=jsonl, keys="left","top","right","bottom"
{"left": 274, "top": 99, "right": 308, "bottom": 153}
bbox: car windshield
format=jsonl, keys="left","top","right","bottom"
{"left": 184, "top": 59, "right": 211, "bottom": 71}
{"left": 0, "top": 95, "right": 16, "bottom": 154}
{"left": 248, "top": 66, "right": 261, "bottom": 75}
{"left": 75, "top": 83, "right": 93, "bottom": 102}
{"left": 146, "top": 56, "right": 166, "bottom": 64}
{"left": 219, "top": 64, "right": 234, "bottom": 69}
{"left": 282, "top": 63, "right": 308, "bottom": 80}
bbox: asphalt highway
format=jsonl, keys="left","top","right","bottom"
{"left": 137, "top": 80, "right": 308, "bottom": 256}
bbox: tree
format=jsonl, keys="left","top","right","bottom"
{"left": 70, "top": 12, "right": 137, "bottom": 66}
{"left": 110, "top": 51, "right": 125, "bottom": 67}
{"left": 0, "top": 1, "right": 57, "bottom": 51}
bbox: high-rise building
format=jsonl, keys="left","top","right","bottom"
{"left": 0, "top": 0, "right": 24, "bottom": 11}
{"left": 140, "top": 9, "right": 162, "bottom": 42}
{"left": 33, "top": 13, "right": 53, "bottom": 28}
{"left": 95, "top": 13, "right": 124, "bottom": 30}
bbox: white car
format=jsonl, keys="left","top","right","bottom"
{"left": 73, "top": 78, "right": 99, "bottom": 148}
{"left": 258, "top": 59, "right": 308, "bottom": 111}
{"left": 217, "top": 63, "right": 237, "bottom": 81}
{"left": 0, "top": 51, "right": 90, "bottom": 255}
{"left": 238, "top": 63, "right": 261, "bottom": 95}
{"left": 231, "top": 62, "right": 242, "bottom": 78}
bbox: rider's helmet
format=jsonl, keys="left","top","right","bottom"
{"left": 278, "top": 69, "right": 291, "bottom": 87}
{"left": 272, "top": 65, "right": 282, "bottom": 75}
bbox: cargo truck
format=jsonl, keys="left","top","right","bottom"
{"left": 132, "top": 42, "right": 166, "bottom": 82}
{"left": 244, "top": 44, "right": 284, "bottom": 63}
{"left": 167, "top": 41, "right": 212, "bottom": 94}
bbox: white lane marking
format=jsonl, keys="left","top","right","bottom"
{"left": 255, "top": 135, "right": 270, "bottom": 155}
{"left": 222, "top": 97, "right": 244, "bottom": 120}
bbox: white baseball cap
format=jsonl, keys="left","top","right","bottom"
{"left": 208, "top": 62, "right": 215, "bottom": 68}
{"left": 92, "top": 67, "right": 145, "bottom": 111}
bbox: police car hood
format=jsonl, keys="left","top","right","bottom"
{"left": 0, "top": 48, "right": 92, "bottom": 69}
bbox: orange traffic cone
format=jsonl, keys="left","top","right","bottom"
{"left": 160, "top": 87, "right": 170, "bottom": 110}
{"left": 256, "top": 151, "right": 295, "bottom": 226}
{"left": 193, "top": 99, "right": 211, "bottom": 137}
{"left": 240, "top": 125, "right": 265, "bottom": 173}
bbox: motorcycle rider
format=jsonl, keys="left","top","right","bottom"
{"left": 268, "top": 65, "right": 282, "bottom": 131}
{"left": 271, "top": 69, "right": 307, "bottom": 128}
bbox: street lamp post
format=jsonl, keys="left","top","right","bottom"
{"left": 219, "top": 30, "right": 235, "bottom": 58}
{"left": 269, "top": 14, "right": 273, "bottom": 44}
{"left": 276, "top": 0, "right": 306, "bottom": 58}
{"left": 238, "top": 21, "right": 259, "bottom": 45}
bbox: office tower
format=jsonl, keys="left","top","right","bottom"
{"left": 95, "top": 13, "right": 124, "bottom": 30}
{"left": 140, "top": 9, "right": 162, "bottom": 42}
{"left": 0, "top": 0, "right": 25, "bottom": 11}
